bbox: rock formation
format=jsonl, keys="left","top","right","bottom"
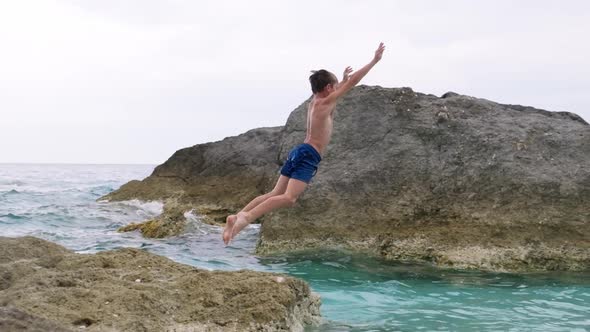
{"left": 102, "top": 85, "right": 590, "bottom": 271}
{"left": 0, "top": 236, "right": 321, "bottom": 331}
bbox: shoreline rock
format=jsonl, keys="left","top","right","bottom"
{"left": 101, "top": 85, "right": 590, "bottom": 272}
{"left": 0, "top": 236, "right": 321, "bottom": 331}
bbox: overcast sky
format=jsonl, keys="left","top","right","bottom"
{"left": 1, "top": 1, "right": 589, "bottom": 164}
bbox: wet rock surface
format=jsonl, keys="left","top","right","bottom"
{"left": 0, "top": 236, "right": 321, "bottom": 331}
{"left": 102, "top": 85, "right": 590, "bottom": 272}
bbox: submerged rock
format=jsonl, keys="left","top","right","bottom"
{"left": 0, "top": 236, "right": 321, "bottom": 331}
{"left": 102, "top": 85, "right": 590, "bottom": 272}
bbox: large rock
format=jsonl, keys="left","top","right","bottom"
{"left": 103, "top": 85, "right": 590, "bottom": 271}
{"left": 0, "top": 236, "right": 321, "bottom": 331}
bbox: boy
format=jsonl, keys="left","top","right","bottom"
{"left": 223, "top": 43, "right": 386, "bottom": 245}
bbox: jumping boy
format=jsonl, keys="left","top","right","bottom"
{"left": 223, "top": 42, "right": 386, "bottom": 245}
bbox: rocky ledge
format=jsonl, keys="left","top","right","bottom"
{"left": 0, "top": 236, "right": 321, "bottom": 331}
{"left": 101, "top": 85, "right": 590, "bottom": 272}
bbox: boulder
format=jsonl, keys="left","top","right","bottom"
{"left": 102, "top": 85, "right": 590, "bottom": 271}
{"left": 0, "top": 236, "right": 321, "bottom": 331}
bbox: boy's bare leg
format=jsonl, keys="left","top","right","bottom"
{"left": 223, "top": 175, "right": 290, "bottom": 244}
{"left": 231, "top": 178, "right": 307, "bottom": 241}
{"left": 225, "top": 193, "right": 272, "bottom": 226}
{"left": 223, "top": 192, "right": 272, "bottom": 244}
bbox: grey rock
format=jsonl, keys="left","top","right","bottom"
{"left": 103, "top": 85, "right": 590, "bottom": 271}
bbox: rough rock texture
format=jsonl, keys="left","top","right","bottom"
{"left": 102, "top": 85, "right": 590, "bottom": 272}
{"left": 0, "top": 306, "right": 73, "bottom": 332}
{"left": 0, "top": 236, "right": 321, "bottom": 331}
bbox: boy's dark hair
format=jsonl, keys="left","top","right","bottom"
{"left": 309, "top": 69, "right": 338, "bottom": 94}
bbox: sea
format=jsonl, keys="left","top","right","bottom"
{"left": 0, "top": 163, "right": 588, "bottom": 332}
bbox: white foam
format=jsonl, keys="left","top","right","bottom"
{"left": 184, "top": 210, "right": 220, "bottom": 235}
{"left": 184, "top": 210, "right": 200, "bottom": 222}
{"left": 116, "top": 199, "right": 164, "bottom": 217}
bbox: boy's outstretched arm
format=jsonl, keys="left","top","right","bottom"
{"left": 326, "top": 42, "right": 385, "bottom": 103}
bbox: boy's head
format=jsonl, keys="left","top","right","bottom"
{"left": 309, "top": 69, "right": 338, "bottom": 94}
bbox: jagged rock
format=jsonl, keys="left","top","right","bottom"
{"left": 0, "top": 236, "right": 321, "bottom": 331}
{"left": 102, "top": 85, "right": 590, "bottom": 271}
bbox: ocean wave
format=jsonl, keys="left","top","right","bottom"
{"left": 110, "top": 199, "right": 164, "bottom": 216}
{"left": 0, "top": 213, "right": 27, "bottom": 220}
{"left": 0, "top": 188, "right": 20, "bottom": 196}
{"left": 184, "top": 210, "right": 203, "bottom": 222}
{"left": 182, "top": 210, "right": 261, "bottom": 239}
{"left": 1, "top": 189, "right": 20, "bottom": 195}
{"left": 183, "top": 211, "right": 219, "bottom": 235}
{"left": 1, "top": 186, "right": 70, "bottom": 195}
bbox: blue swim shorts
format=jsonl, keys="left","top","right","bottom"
{"left": 280, "top": 143, "right": 322, "bottom": 183}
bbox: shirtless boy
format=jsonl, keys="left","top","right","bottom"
{"left": 223, "top": 42, "right": 385, "bottom": 245}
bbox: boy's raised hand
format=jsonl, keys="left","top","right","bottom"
{"left": 324, "top": 42, "right": 385, "bottom": 103}
{"left": 342, "top": 66, "right": 353, "bottom": 82}
{"left": 373, "top": 42, "right": 385, "bottom": 62}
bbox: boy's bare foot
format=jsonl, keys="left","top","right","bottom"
{"left": 223, "top": 215, "right": 237, "bottom": 245}
{"left": 230, "top": 212, "right": 252, "bottom": 241}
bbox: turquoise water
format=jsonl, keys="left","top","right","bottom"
{"left": 1, "top": 164, "right": 588, "bottom": 331}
